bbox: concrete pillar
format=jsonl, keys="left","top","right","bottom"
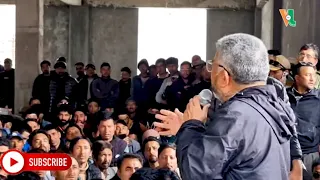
{"left": 90, "top": 8, "right": 138, "bottom": 79}
{"left": 261, "top": 0, "right": 274, "bottom": 49}
{"left": 15, "top": 0, "right": 43, "bottom": 113}
{"left": 206, "top": 9, "right": 255, "bottom": 60}
{"left": 43, "top": 6, "right": 69, "bottom": 65}
{"left": 68, "top": 6, "right": 90, "bottom": 77}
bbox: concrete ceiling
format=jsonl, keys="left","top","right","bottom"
{"left": 0, "top": 0, "right": 255, "bottom": 9}
{"left": 45, "top": 0, "right": 255, "bottom": 9}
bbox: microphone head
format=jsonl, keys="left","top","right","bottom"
{"left": 199, "top": 89, "right": 213, "bottom": 106}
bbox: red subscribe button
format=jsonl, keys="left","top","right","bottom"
{"left": 0, "top": 150, "right": 72, "bottom": 175}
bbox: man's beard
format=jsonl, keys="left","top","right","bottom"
{"left": 77, "top": 72, "right": 85, "bottom": 77}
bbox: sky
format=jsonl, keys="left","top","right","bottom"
{"left": 0, "top": 5, "right": 15, "bottom": 67}
{"left": 137, "top": 8, "right": 207, "bottom": 72}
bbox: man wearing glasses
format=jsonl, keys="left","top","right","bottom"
{"left": 298, "top": 43, "right": 320, "bottom": 89}
{"left": 154, "top": 33, "right": 297, "bottom": 180}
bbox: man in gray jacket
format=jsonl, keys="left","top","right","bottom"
{"left": 154, "top": 33, "right": 296, "bottom": 180}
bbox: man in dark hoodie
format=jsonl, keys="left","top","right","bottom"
{"left": 131, "top": 59, "right": 155, "bottom": 112}
{"left": 91, "top": 62, "right": 119, "bottom": 112}
{"left": 154, "top": 33, "right": 296, "bottom": 180}
{"left": 77, "top": 64, "right": 98, "bottom": 108}
{"left": 49, "top": 61, "right": 78, "bottom": 115}
{"left": 32, "top": 60, "right": 51, "bottom": 113}
{"left": 117, "top": 67, "right": 132, "bottom": 113}
{"left": 0, "top": 58, "right": 15, "bottom": 112}
{"left": 287, "top": 62, "right": 320, "bottom": 175}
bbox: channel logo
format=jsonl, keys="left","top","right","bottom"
{"left": 0, "top": 150, "right": 72, "bottom": 175}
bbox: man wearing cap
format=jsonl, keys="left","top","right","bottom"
{"left": 269, "top": 55, "right": 291, "bottom": 85}
{"left": 49, "top": 61, "right": 78, "bottom": 114}
{"left": 10, "top": 132, "right": 24, "bottom": 151}
{"left": 77, "top": 64, "right": 98, "bottom": 108}
{"left": 0, "top": 58, "right": 15, "bottom": 112}
{"left": 191, "top": 55, "right": 206, "bottom": 85}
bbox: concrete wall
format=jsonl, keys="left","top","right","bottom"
{"left": 281, "top": 0, "right": 320, "bottom": 57}
{"left": 43, "top": 6, "right": 138, "bottom": 79}
{"left": 261, "top": 0, "right": 273, "bottom": 49}
{"left": 206, "top": 9, "right": 255, "bottom": 59}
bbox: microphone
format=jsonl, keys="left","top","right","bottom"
{"left": 199, "top": 89, "right": 213, "bottom": 106}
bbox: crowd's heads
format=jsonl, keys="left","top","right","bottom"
{"left": 298, "top": 43, "right": 319, "bottom": 66}
{"left": 130, "top": 168, "right": 180, "bottom": 180}
{"left": 40, "top": 60, "right": 51, "bottom": 74}
{"left": 209, "top": 33, "right": 269, "bottom": 102}
{"left": 98, "top": 116, "right": 115, "bottom": 142}
{"left": 54, "top": 61, "right": 67, "bottom": 75}
{"left": 143, "top": 136, "right": 161, "bottom": 164}
{"left": 158, "top": 143, "right": 177, "bottom": 171}
{"left": 28, "top": 129, "right": 50, "bottom": 152}
{"left": 117, "top": 153, "right": 143, "bottom": 180}
{"left": 121, "top": 67, "right": 132, "bottom": 81}
{"left": 69, "top": 137, "right": 92, "bottom": 165}
{"left": 92, "top": 140, "right": 113, "bottom": 170}
{"left": 180, "top": 61, "right": 192, "bottom": 79}
{"left": 75, "top": 62, "right": 85, "bottom": 77}
{"left": 4, "top": 58, "right": 12, "bottom": 70}
{"left": 53, "top": 156, "right": 79, "bottom": 180}
{"left": 138, "top": 59, "right": 149, "bottom": 74}
{"left": 100, "top": 62, "right": 111, "bottom": 77}
{"left": 85, "top": 63, "right": 96, "bottom": 77}
{"left": 166, "top": 57, "right": 179, "bottom": 74}
{"left": 293, "top": 61, "right": 316, "bottom": 90}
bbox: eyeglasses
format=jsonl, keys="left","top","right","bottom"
{"left": 206, "top": 59, "right": 231, "bottom": 75}
{"left": 298, "top": 53, "right": 316, "bottom": 60}
{"left": 269, "top": 60, "right": 286, "bottom": 70}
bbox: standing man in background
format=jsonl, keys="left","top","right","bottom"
{"left": 0, "top": 58, "right": 15, "bottom": 112}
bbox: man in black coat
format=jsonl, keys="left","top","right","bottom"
{"left": 154, "top": 33, "right": 297, "bottom": 180}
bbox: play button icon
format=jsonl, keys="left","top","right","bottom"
{"left": 0, "top": 150, "right": 25, "bottom": 174}
{"left": 10, "top": 158, "right": 18, "bottom": 166}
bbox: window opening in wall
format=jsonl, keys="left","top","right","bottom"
{"left": 138, "top": 8, "right": 207, "bottom": 74}
{"left": 0, "top": 5, "right": 15, "bottom": 68}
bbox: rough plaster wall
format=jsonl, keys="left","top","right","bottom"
{"left": 206, "top": 9, "right": 254, "bottom": 59}
{"left": 90, "top": 8, "right": 138, "bottom": 80}
{"left": 281, "top": 0, "right": 319, "bottom": 57}
{"left": 43, "top": 6, "right": 69, "bottom": 64}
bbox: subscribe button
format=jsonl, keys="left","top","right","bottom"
{"left": 0, "top": 150, "right": 72, "bottom": 175}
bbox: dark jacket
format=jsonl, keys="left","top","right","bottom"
{"left": 87, "top": 163, "right": 102, "bottom": 180}
{"left": 49, "top": 71, "right": 78, "bottom": 113}
{"left": 77, "top": 74, "right": 99, "bottom": 107}
{"left": 32, "top": 74, "right": 51, "bottom": 111}
{"left": 117, "top": 79, "right": 131, "bottom": 112}
{"left": 91, "top": 76, "right": 119, "bottom": 109}
{"left": 287, "top": 87, "right": 320, "bottom": 154}
{"left": 165, "top": 77, "right": 193, "bottom": 112}
{"left": 0, "top": 69, "right": 15, "bottom": 110}
{"left": 131, "top": 75, "right": 156, "bottom": 110}
{"left": 176, "top": 85, "right": 294, "bottom": 180}
{"left": 266, "top": 77, "right": 302, "bottom": 161}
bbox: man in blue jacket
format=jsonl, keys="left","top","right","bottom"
{"left": 154, "top": 33, "right": 296, "bottom": 180}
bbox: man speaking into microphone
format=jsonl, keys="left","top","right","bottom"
{"left": 154, "top": 33, "right": 296, "bottom": 180}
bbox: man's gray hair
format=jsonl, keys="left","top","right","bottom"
{"left": 216, "top": 33, "right": 269, "bottom": 84}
